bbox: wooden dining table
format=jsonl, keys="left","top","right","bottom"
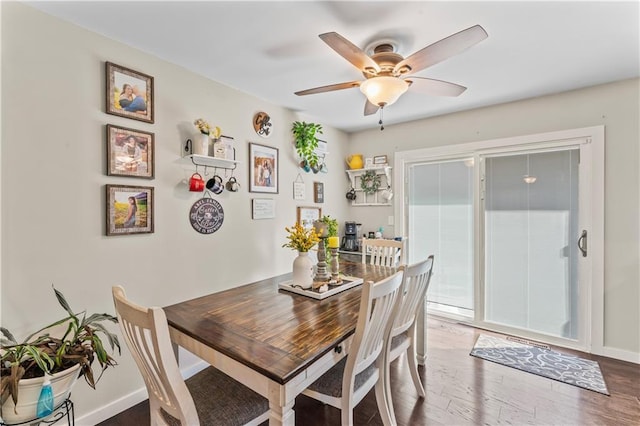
{"left": 163, "top": 261, "right": 396, "bottom": 425}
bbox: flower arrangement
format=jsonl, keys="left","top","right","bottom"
{"left": 193, "top": 118, "right": 221, "bottom": 139}
{"left": 283, "top": 223, "right": 320, "bottom": 253}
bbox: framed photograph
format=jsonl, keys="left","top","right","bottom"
{"left": 365, "top": 157, "right": 374, "bottom": 168}
{"left": 373, "top": 155, "right": 388, "bottom": 165}
{"left": 106, "top": 185, "right": 154, "bottom": 236}
{"left": 249, "top": 142, "right": 279, "bottom": 193}
{"left": 107, "top": 124, "right": 154, "bottom": 178}
{"left": 252, "top": 198, "right": 275, "bottom": 219}
{"left": 106, "top": 62, "right": 154, "bottom": 123}
{"left": 297, "top": 206, "right": 322, "bottom": 230}
{"left": 313, "top": 182, "right": 324, "bottom": 203}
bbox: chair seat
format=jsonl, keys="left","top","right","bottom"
{"left": 307, "top": 357, "right": 377, "bottom": 398}
{"left": 161, "top": 366, "right": 269, "bottom": 426}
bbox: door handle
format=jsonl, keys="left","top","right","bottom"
{"left": 578, "top": 230, "right": 587, "bottom": 257}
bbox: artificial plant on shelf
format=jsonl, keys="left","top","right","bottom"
{"left": 193, "top": 118, "right": 221, "bottom": 139}
{"left": 292, "top": 121, "right": 323, "bottom": 171}
{"left": 0, "top": 286, "right": 120, "bottom": 413}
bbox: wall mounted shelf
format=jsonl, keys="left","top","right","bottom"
{"left": 183, "top": 138, "right": 238, "bottom": 171}
{"left": 184, "top": 154, "right": 238, "bottom": 170}
{"left": 345, "top": 166, "right": 392, "bottom": 206}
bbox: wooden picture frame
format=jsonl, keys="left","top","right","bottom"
{"left": 297, "top": 206, "right": 322, "bottom": 230}
{"left": 106, "top": 62, "right": 154, "bottom": 123}
{"left": 313, "top": 182, "right": 324, "bottom": 203}
{"left": 249, "top": 142, "right": 279, "bottom": 193}
{"left": 373, "top": 155, "right": 388, "bottom": 165}
{"left": 106, "top": 124, "right": 154, "bottom": 178}
{"left": 106, "top": 185, "right": 154, "bottom": 236}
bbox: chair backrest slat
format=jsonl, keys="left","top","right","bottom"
{"left": 393, "top": 256, "right": 434, "bottom": 337}
{"left": 113, "top": 286, "right": 199, "bottom": 425}
{"left": 342, "top": 272, "right": 404, "bottom": 395}
{"left": 362, "top": 238, "right": 404, "bottom": 267}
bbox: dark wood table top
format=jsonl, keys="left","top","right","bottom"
{"left": 164, "top": 261, "right": 395, "bottom": 385}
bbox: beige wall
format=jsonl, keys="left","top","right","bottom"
{"left": 348, "top": 78, "right": 640, "bottom": 358}
{"left": 1, "top": 3, "right": 350, "bottom": 422}
{"left": 2, "top": 2, "right": 638, "bottom": 422}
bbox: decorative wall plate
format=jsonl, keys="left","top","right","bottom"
{"left": 189, "top": 197, "right": 224, "bottom": 234}
{"left": 253, "top": 111, "right": 272, "bottom": 138}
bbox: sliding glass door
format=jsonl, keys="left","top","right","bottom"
{"left": 407, "top": 159, "right": 474, "bottom": 316}
{"left": 483, "top": 149, "right": 580, "bottom": 339}
{"left": 402, "top": 132, "right": 596, "bottom": 350}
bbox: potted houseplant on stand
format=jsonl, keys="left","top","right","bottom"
{"left": 1, "top": 286, "right": 120, "bottom": 423}
{"left": 292, "top": 121, "right": 323, "bottom": 173}
{"left": 283, "top": 223, "right": 320, "bottom": 289}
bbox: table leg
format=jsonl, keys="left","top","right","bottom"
{"left": 268, "top": 400, "right": 294, "bottom": 426}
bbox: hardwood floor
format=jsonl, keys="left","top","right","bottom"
{"left": 98, "top": 316, "right": 640, "bottom": 425}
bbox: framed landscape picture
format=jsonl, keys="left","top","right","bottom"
{"left": 106, "top": 124, "right": 154, "bottom": 178}
{"left": 249, "top": 142, "right": 279, "bottom": 193}
{"left": 106, "top": 62, "right": 154, "bottom": 123}
{"left": 106, "top": 185, "right": 154, "bottom": 236}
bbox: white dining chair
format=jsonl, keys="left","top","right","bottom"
{"left": 112, "top": 286, "right": 269, "bottom": 426}
{"left": 383, "top": 256, "right": 434, "bottom": 422}
{"left": 362, "top": 238, "right": 404, "bottom": 267}
{"left": 302, "top": 271, "right": 404, "bottom": 426}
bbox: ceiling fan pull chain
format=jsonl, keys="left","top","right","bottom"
{"left": 379, "top": 106, "right": 384, "bottom": 131}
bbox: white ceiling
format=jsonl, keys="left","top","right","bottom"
{"left": 29, "top": 1, "right": 640, "bottom": 133}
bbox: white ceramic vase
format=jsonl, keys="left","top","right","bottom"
{"left": 0, "top": 364, "right": 80, "bottom": 423}
{"left": 292, "top": 251, "right": 314, "bottom": 289}
{"left": 192, "top": 133, "right": 209, "bottom": 156}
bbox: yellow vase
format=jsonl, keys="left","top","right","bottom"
{"left": 346, "top": 154, "right": 364, "bottom": 170}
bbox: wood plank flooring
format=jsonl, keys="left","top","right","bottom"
{"left": 98, "top": 316, "right": 640, "bottom": 425}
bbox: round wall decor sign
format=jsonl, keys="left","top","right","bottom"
{"left": 189, "top": 197, "right": 224, "bottom": 234}
{"left": 253, "top": 111, "right": 272, "bottom": 138}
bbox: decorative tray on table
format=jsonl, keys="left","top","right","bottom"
{"left": 278, "top": 275, "right": 364, "bottom": 300}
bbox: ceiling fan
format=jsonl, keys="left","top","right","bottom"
{"left": 295, "top": 25, "right": 488, "bottom": 129}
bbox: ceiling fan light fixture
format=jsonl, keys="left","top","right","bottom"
{"left": 359, "top": 76, "right": 409, "bottom": 107}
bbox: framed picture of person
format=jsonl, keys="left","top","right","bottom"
{"left": 249, "top": 142, "right": 279, "bottom": 193}
{"left": 106, "top": 62, "right": 154, "bottom": 123}
{"left": 106, "top": 185, "right": 154, "bottom": 236}
{"left": 106, "top": 124, "right": 154, "bottom": 178}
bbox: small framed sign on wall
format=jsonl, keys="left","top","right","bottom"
{"left": 313, "top": 182, "right": 324, "bottom": 203}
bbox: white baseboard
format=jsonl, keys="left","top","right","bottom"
{"left": 596, "top": 346, "right": 640, "bottom": 364}
{"left": 74, "top": 360, "right": 209, "bottom": 425}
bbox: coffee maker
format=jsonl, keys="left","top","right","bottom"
{"left": 341, "top": 221, "right": 359, "bottom": 251}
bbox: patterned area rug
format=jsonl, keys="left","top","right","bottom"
{"left": 470, "top": 334, "right": 609, "bottom": 395}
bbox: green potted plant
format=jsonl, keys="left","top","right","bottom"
{"left": 292, "top": 121, "right": 323, "bottom": 171}
{"left": 318, "top": 215, "right": 339, "bottom": 259}
{"left": 319, "top": 215, "right": 338, "bottom": 238}
{"left": 0, "top": 286, "right": 120, "bottom": 423}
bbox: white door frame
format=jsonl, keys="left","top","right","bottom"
{"left": 394, "top": 126, "right": 604, "bottom": 361}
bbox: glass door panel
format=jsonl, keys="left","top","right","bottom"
{"left": 408, "top": 159, "right": 474, "bottom": 311}
{"left": 484, "top": 149, "right": 579, "bottom": 339}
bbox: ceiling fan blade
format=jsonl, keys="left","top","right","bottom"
{"left": 394, "top": 25, "right": 488, "bottom": 75}
{"left": 364, "top": 100, "right": 379, "bottom": 116}
{"left": 405, "top": 77, "right": 467, "bottom": 97}
{"left": 319, "top": 32, "right": 381, "bottom": 75}
{"left": 295, "top": 81, "right": 362, "bottom": 96}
